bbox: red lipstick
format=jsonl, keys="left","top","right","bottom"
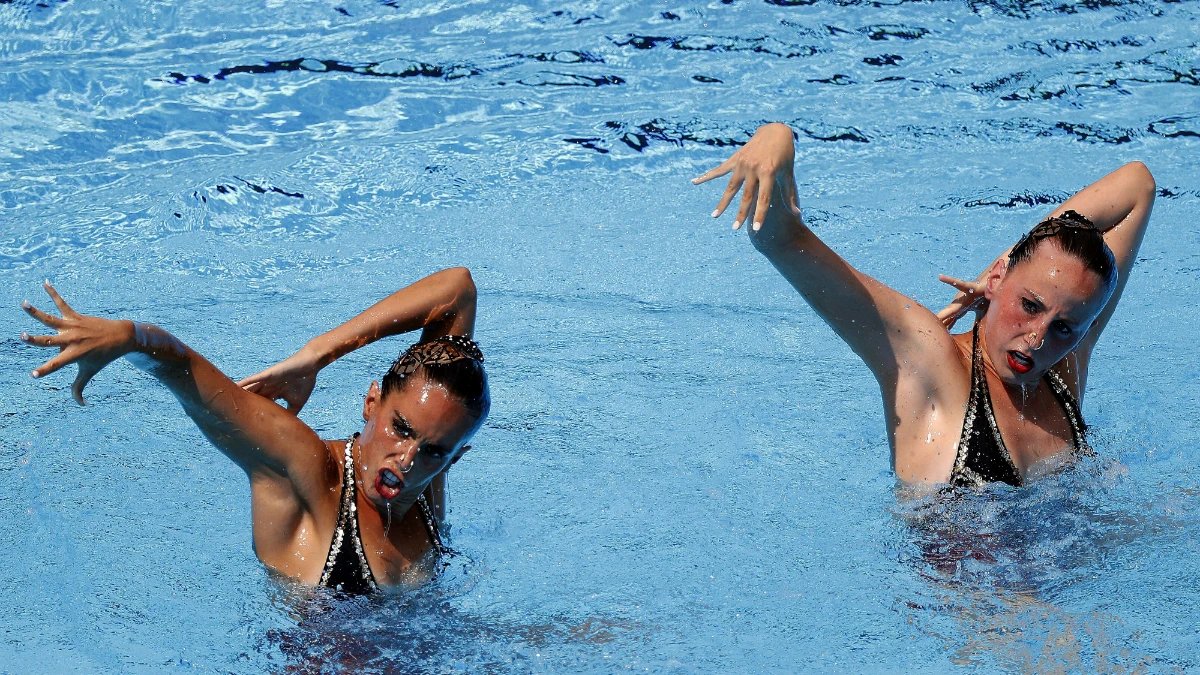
{"left": 375, "top": 468, "right": 403, "bottom": 500}
{"left": 1007, "top": 350, "right": 1033, "bottom": 374}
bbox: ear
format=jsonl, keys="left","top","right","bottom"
{"left": 450, "top": 445, "right": 471, "bottom": 465}
{"left": 983, "top": 257, "right": 1008, "bottom": 301}
{"left": 363, "top": 380, "right": 382, "bottom": 422}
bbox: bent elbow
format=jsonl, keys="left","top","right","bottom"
{"left": 444, "top": 266, "right": 477, "bottom": 310}
{"left": 1124, "top": 160, "right": 1156, "bottom": 199}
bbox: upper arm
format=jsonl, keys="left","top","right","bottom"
{"left": 1049, "top": 161, "right": 1156, "bottom": 367}
{"left": 132, "top": 335, "right": 331, "bottom": 493}
{"left": 751, "top": 202, "right": 958, "bottom": 388}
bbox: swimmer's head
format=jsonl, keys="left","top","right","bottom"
{"left": 981, "top": 212, "right": 1116, "bottom": 385}
{"left": 1006, "top": 211, "right": 1117, "bottom": 289}
{"left": 356, "top": 337, "right": 489, "bottom": 506}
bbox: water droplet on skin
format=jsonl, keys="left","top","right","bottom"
{"left": 384, "top": 502, "right": 393, "bottom": 537}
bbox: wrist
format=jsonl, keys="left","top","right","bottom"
{"left": 118, "top": 319, "right": 138, "bottom": 354}
{"left": 302, "top": 336, "right": 338, "bottom": 370}
{"left": 750, "top": 211, "right": 807, "bottom": 254}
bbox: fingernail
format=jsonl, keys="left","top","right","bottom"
{"left": 711, "top": 210, "right": 719, "bottom": 218}
{"left": 31, "top": 370, "right": 39, "bottom": 378}
{"left": 21, "top": 300, "right": 30, "bottom": 309}
{"left": 20, "top": 332, "right": 28, "bottom": 341}
{"left": 691, "top": 178, "right": 701, "bottom": 184}
{"left": 752, "top": 221, "right": 762, "bottom": 231}
{"left": 733, "top": 220, "right": 742, "bottom": 230}
{"left": 43, "top": 279, "right": 50, "bottom": 286}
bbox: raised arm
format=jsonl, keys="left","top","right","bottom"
{"left": 1049, "top": 162, "right": 1155, "bottom": 356}
{"left": 238, "top": 267, "right": 477, "bottom": 413}
{"left": 937, "top": 162, "right": 1155, "bottom": 371}
{"left": 20, "top": 283, "right": 327, "bottom": 486}
{"left": 692, "top": 123, "right": 957, "bottom": 386}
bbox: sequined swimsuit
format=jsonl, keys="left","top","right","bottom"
{"left": 949, "top": 322, "right": 1090, "bottom": 487}
{"left": 319, "top": 434, "right": 448, "bottom": 594}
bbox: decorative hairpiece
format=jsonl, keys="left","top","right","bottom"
{"left": 1010, "top": 210, "right": 1099, "bottom": 259}
{"left": 387, "top": 335, "right": 484, "bottom": 379}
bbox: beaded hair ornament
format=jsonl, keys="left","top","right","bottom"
{"left": 1008, "top": 210, "right": 1099, "bottom": 263}
{"left": 386, "top": 335, "right": 484, "bottom": 380}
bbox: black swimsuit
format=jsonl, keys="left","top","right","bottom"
{"left": 949, "top": 322, "right": 1090, "bottom": 487}
{"left": 318, "top": 434, "right": 448, "bottom": 594}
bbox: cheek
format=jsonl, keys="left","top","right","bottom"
{"left": 1045, "top": 330, "right": 1082, "bottom": 355}
{"left": 992, "top": 298, "right": 1029, "bottom": 331}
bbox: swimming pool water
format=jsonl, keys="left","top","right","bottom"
{"left": 1, "top": 0, "right": 1198, "bottom": 672}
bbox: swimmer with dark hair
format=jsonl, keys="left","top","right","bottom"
{"left": 20, "top": 267, "right": 487, "bottom": 592}
{"left": 693, "top": 123, "right": 1154, "bottom": 486}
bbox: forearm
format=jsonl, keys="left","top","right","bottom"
{"left": 1051, "top": 161, "right": 1155, "bottom": 233}
{"left": 305, "top": 267, "right": 477, "bottom": 368}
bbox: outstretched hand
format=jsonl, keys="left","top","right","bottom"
{"left": 237, "top": 347, "right": 320, "bottom": 414}
{"left": 21, "top": 281, "right": 135, "bottom": 405}
{"left": 692, "top": 122, "right": 802, "bottom": 231}
{"left": 935, "top": 274, "right": 988, "bottom": 331}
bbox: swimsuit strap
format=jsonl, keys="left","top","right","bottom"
{"left": 1043, "top": 369, "right": 1092, "bottom": 456}
{"left": 318, "top": 434, "right": 378, "bottom": 592}
{"left": 415, "top": 493, "right": 449, "bottom": 556}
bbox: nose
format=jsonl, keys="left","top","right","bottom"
{"left": 397, "top": 443, "right": 417, "bottom": 474}
{"left": 1025, "top": 325, "right": 1047, "bottom": 350}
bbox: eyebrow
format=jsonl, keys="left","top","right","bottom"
{"left": 390, "top": 412, "right": 447, "bottom": 454}
{"left": 1026, "top": 289, "right": 1046, "bottom": 305}
{"left": 392, "top": 412, "right": 414, "bottom": 433}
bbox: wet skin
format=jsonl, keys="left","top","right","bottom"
{"left": 975, "top": 243, "right": 1109, "bottom": 388}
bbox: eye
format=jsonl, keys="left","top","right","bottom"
{"left": 391, "top": 419, "right": 413, "bottom": 438}
{"left": 426, "top": 446, "right": 450, "bottom": 459}
{"left": 1021, "top": 298, "right": 1039, "bottom": 315}
{"left": 1052, "top": 320, "right": 1072, "bottom": 336}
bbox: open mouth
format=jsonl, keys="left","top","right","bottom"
{"left": 1007, "top": 350, "right": 1034, "bottom": 375}
{"left": 375, "top": 468, "right": 404, "bottom": 500}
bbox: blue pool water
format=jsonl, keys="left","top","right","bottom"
{"left": 2, "top": 0, "right": 1198, "bottom": 672}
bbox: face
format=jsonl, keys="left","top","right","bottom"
{"left": 981, "top": 241, "right": 1111, "bottom": 385}
{"left": 355, "top": 373, "right": 482, "bottom": 507}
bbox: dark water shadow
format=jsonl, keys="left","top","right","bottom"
{"left": 888, "top": 453, "right": 1194, "bottom": 671}
{"left": 258, "top": 555, "right": 650, "bottom": 674}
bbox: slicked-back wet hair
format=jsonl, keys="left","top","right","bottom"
{"left": 380, "top": 336, "right": 489, "bottom": 418}
{"left": 1007, "top": 210, "right": 1117, "bottom": 290}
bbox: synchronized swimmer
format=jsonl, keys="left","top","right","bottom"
{"left": 20, "top": 123, "right": 1154, "bottom": 590}
{"left": 693, "top": 123, "right": 1153, "bottom": 485}
{"left": 21, "top": 268, "right": 486, "bottom": 593}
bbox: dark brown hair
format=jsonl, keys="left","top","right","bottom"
{"left": 380, "top": 336, "right": 489, "bottom": 418}
{"left": 1008, "top": 210, "right": 1117, "bottom": 289}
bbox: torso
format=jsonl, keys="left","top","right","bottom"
{"left": 247, "top": 437, "right": 443, "bottom": 588}
{"left": 889, "top": 324, "right": 1087, "bottom": 485}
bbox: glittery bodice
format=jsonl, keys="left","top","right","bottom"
{"left": 318, "top": 435, "right": 447, "bottom": 594}
{"left": 949, "top": 322, "right": 1090, "bottom": 487}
